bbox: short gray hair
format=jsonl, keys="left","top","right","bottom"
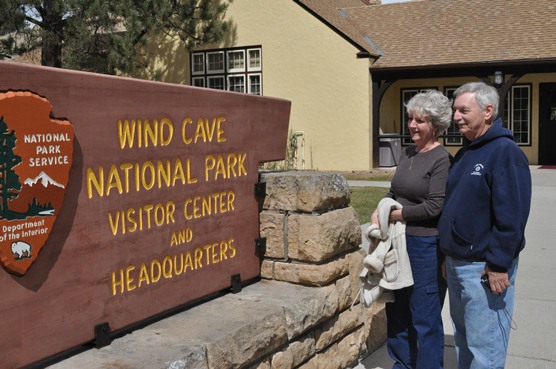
{"left": 405, "top": 90, "right": 452, "bottom": 135}
{"left": 453, "top": 82, "right": 499, "bottom": 120}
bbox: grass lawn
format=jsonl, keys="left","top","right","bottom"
{"left": 349, "top": 186, "right": 390, "bottom": 224}
{"left": 340, "top": 169, "right": 393, "bottom": 224}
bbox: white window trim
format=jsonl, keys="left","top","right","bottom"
{"left": 248, "top": 73, "right": 262, "bottom": 95}
{"left": 191, "top": 53, "right": 205, "bottom": 75}
{"left": 192, "top": 77, "right": 205, "bottom": 87}
{"left": 207, "top": 51, "right": 225, "bottom": 74}
{"left": 227, "top": 74, "right": 245, "bottom": 93}
{"left": 247, "top": 48, "right": 262, "bottom": 72}
{"left": 207, "top": 76, "right": 225, "bottom": 90}
{"left": 227, "top": 50, "right": 245, "bottom": 73}
{"left": 506, "top": 85, "right": 531, "bottom": 146}
{"left": 444, "top": 87, "right": 463, "bottom": 146}
{"left": 191, "top": 46, "right": 262, "bottom": 95}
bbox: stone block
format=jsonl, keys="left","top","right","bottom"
{"left": 259, "top": 210, "right": 286, "bottom": 258}
{"left": 361, "top": 302, "right": 387, "bottom": 353}
{"left": 49, "top": 326, "right": 210, "bottom": 369}
{"left": 336, "top": 325, "right": 368, "bottom": 367}
{"left": 260, "top": 171, "right": 350, "bottom": 213}
{"left": 271, "top": 254, "right": 350, "bottom": 286}
{"left": 287, "top": 207, "right": 361, "bottom": 262}
{"left": 270, "top": 334, "right": 316, "bottom": 369}
{"left": 238, "top": 281, "right": 339, "bottom": 340}
{"left": 260, "top": 259, "right": 274, "bottom": 279}
{"left": 314, "top": 307, "right": 362, "bottom": 351}
{"left": 152, "top": 295, "right": 288, "bottom": 369}
{"left": 298, "top": 326, "right": 365, "bottom": 369}
{"left": 336, "top": 249, "right": 367, "bottom": 310}
{"left": 51, "top": 291, "right": 289, "bottom": 369}
{"left": 335, "top": 275, "right": 354, "bottom": 310}
{"left": 246, "top": 360, "right": 271, "bottom": 369}
{"left": 299, "top": 342, "right": 344, "bottom": 369}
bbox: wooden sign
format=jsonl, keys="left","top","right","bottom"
{"left": 0, "top": 62, "right": 290, "bottom": 368}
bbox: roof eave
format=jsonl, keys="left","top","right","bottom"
{"left": 293, "top": 0, "right": 381, "bottom": 59}
{"left": 371, "top": 58, "right": 556, "bottom": 80}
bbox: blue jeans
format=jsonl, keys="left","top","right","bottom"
{"left": 446, "top": 256, "right": 518, "bottom": 369}
{"left": 386, "top": 236, "right": 446, "bottom": 369}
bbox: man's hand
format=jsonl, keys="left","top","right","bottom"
{"left": 482, "top": 268, "right": 510, "bottom": 294}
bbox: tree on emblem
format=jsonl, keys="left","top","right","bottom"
{"left": 0, "top": 116, "right": 22, "bottom": 218}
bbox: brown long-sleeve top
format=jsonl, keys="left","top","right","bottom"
{"left": 387, "top": 144, "right": 451, "bottom": 237}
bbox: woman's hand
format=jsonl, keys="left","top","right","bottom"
{"left": 388, "top": 209, "right": 404, "bottom": 222}
{"left": 371, "top": 210, "right": 379, "bottom": 226}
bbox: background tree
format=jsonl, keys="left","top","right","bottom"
{"left": 0, "top": 0, "right": 232, "bottom": 77}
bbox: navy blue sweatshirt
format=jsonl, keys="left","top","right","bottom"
{"left": 438, "top": 118, "right": 532, "bottom": 271}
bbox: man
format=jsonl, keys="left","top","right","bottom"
{"left": 438, "top": 82, "right": 531, "bottom": 369}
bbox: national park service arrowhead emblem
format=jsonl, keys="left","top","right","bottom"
{"left": 0, "top": 91, "right": 73, "bottom": 275}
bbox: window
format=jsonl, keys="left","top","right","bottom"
{"left": 192, "top": 77, "right": 205, "bottom": 88}
{"left": 248, "top": 48, "right": 262, "bottom": 71}
{"left": 207, "top": 76, "right": 225, "bottom": 90}
{"left": 413, "top": 84, "right": 531, "bottom": 147}
{"left": 207, "top": 52, "right": 224, "bottom": 73}
{"left": 443, "top": 87, "right": 462, "bottom": 146}
{"left": 400, "top": 88, "right": 436, "bottom": 145}
{"left": 192, "top": 54, "right": 204, "bottom": 75}
{"left": 190, "top": 46, "right": 262, "bottom": 95}
{"left": 227, "top": 50, "right": 245, "bottom": 72}
{"left": 249, "top": 74, "right": 261, "bottom": 95}
{"left": 227, "top": 75, "right": 245, "bottom": 93}
{"left": 502, "top": 85, "right": 531, "bottom": 145}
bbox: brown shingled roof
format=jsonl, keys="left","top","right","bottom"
{"left": 296, "top": 0, "right": 382, "bottom": 57}
{"left": 342, "top": 0, "right": 556, "bottom": 70}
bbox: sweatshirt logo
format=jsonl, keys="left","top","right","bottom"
{"left": 471, "top": 164, "right": 484, "bottom": 176}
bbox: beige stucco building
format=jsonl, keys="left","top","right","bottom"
{"left": 149, "top": 0, "right": 556, "bottom": 171}
{"left": 184, "top": 0, "right": 379, "bottom": 171}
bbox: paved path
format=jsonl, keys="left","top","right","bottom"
{"left": 347, "top": 180, "right": 391, "bottom": 189}
{"left": 351, "top": 166, "right": 556, "bottom": 369}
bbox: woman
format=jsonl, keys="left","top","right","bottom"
{"left": 371, "top": 90, "right": 452, "bottom": 369}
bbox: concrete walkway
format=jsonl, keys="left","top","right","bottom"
{"left": 350, "top": 166, "right": 556, "bottom": 369}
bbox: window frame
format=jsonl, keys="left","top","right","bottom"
{"left": 190, "top": 46, "right": 262, "bottom": 96}
{"left": 191, "top": 53, "right": 205, "bottom": 75}
{"left": 207, "top": 76, "right": 225, "bottom": 90}
{"left": 248, "top": 73, "right": 262, "bottom": 95}
{"left": 206, "top": 51, "right": 225, "bottom": 74}
{"left": 192, "top": 77, "right": 205, "bottom": 88}
{"left": 247, "top": 48, "right": 262, "bottom": 72}
{"left": 227, "top": 74, "right": 245, "bottom": 93}
{"left": 227, "top": 50, "right": 245, "bottom": 73}
{"left": 503, "top": 84, "right": 532, "bottom": 146}
{"left": 443, "top": 86, "right": 463, "bottom": 146}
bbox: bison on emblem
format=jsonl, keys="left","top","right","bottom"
{"left": 12, "top": 241, "right": 32, "bottom": 259}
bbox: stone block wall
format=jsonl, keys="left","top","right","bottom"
{"left": 257, "top": 171, "right": 386, "bottom": 368}
{"left": 49, "top": 171, "right": 386, "bottom": 369}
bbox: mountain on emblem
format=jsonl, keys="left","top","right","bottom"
{"left": 24, "top": 171, "right": 65, "bottom": 189}
{"left": 0, "top": 91, "right": 74, "bottom": 276}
